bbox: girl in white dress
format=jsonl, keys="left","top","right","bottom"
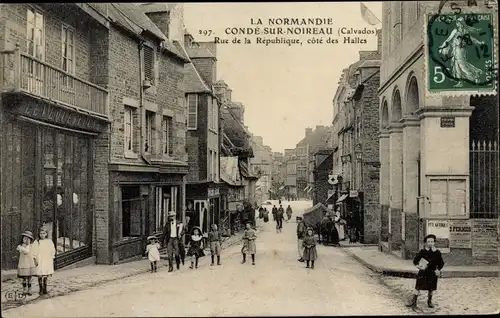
{"left": 32, "top": 227, "right": 56, "bottom": 295}
{"left": 146, "top": 236, "right": 161, "bottom": 272}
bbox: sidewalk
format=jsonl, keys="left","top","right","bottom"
{"left": 1, "top": 231, "right": 244, "bottom": 310}
{"left": 343, "top": 246, "right": 499, "bottom": 278}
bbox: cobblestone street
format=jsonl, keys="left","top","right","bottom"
{"left": 3, "top": 212, "right": 417, "bottom": 317}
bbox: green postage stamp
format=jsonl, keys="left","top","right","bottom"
{"left": 426, "top": 12, "right": 497, "bottom": 95}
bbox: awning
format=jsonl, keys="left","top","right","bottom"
{"left": 337, "top": 194, "right": 348, "bottom": 203}
{"left": 279, "top": 186, "right": 285, "bottom": 190}
{"left": 307, "top": 185, "right": 314, "bottom": 193}
{"left": 268, "top": 189, "right": 275, "bottom": 194}
{"left": 255, "top": 186, "right": 262, "bottom": 191}
{"left": 303, "top": 185, "right": 310, "bottom": 191}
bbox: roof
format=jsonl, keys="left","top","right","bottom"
{"left": 186, "top": 46, "right": 216, "bottom": 59}
{"left": 296, "top": 126, "right": 331, "bottom": 155}
{"left": 175, "top": 42, "right": 211, "bottom": 94}
{"left": 107, "top": 4, "right": 187, "bottom": 62}
{"left": 139, "top": 3, "right": 174, "bottom": 13}
{"left": 358, "top": 60, "right": 381, "bottom": 68}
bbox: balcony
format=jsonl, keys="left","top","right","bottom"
{"left": 1, "top": 44, "right": 108, "bottom": 119}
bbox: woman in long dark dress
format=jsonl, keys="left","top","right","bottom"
{"left": 406, "top": 234, "right": 445, "bottom": 309}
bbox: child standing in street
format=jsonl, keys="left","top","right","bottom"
{"left": 145, "top": 236, "right": 161, "bottom": 273}
{"left": 32, "top": 227, "right": 56, "bottom": 295}
{"left": 241, "top": 223, "right": 257, "bottom": 265}
{"left": 186, "top": 227, "right": 204, "bottom": 269}
{"left": 302, "top": 227, "right": 318, "bottom": 269}
{"left": 208, "top": 224, "right": 222, "bottom": 266}
{"left": 406, "top": 234, "right": 445, "bottom": 310}
{"left": 16, "top": 230, "right": 36, "bottom": 296}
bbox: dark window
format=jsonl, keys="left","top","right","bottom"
{"left": 121, "top": 186, "right": 142, "bottom": 238}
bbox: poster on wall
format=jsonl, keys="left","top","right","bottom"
{"left": 449, "top": 220, "right": 472, "bottom": 249}
{"left": 426, "top": 220, "right": 450, "bottom": 253}
{"left": 472, "top": 219, "right": 499, "bottom": 263}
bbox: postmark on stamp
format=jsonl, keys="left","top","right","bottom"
{"left": 425, "top": 11, "right": 497, "bottom": 96}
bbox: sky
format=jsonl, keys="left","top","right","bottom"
{"left": 183, "top": 2, "right": 382, "bottom": 153}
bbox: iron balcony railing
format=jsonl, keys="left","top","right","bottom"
{"left": 1, "top": 44, "right": 109, "bottom": 118}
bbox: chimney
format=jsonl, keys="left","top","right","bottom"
{"left": 226, "top": 88, "right": 232, "bottom": 101}
{"left": 141, "top": 3, "right": 185, "bottom": 44}
{"left": 305, "top": 128, "right": 313, "bottom": 137}
{"left": 189, "top": 41, "right": 217, "bottom": 86}
{"left": 184, "top": 32, "right": 194, "bottom": 47}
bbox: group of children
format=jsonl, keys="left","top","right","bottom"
{"left": 145, "top": 224, "right": 224, "bottom": 272}
{"left": 16, "top": 227, "right": 56, "bottom": 296}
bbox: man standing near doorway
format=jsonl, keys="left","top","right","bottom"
{"left": 296, "top": 216, "right": 306, "bottom": 262}
{"left": 162, "top": 211, "right": 183, "bottom": 272}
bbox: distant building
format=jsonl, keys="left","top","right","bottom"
{"left": 250, "top": 135, "right": 273, "bottom": 203}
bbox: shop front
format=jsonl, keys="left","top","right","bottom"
{"left": 185, "top": 183, "right": 222, "bottom": 235}
{"left": 108, "top": 165, "right": 187, "bottom": 264}
{"left": 1, "top": 95, "right": 108, "bottom": 270}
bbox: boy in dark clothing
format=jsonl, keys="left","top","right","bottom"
{"left": 208, "top": 224, "right": 222, "bottom": 266}
{"left": 406, "top": 234, "right": 445, "bottom": 309}
{"left": 296, "top": 216, "right": 306, "bottom": 262}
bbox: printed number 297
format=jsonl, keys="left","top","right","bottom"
{"left": 433, "top": 66, "right": 446, "bottom": 84}
{"left": 199, "top": 30, "right": 213, "bottom": 36}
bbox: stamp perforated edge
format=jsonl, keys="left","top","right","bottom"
{"left": 423, "top": 5, "right": 498, "bottom": 97}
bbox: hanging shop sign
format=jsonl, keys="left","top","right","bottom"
{"left": 208, "top": 188, "right": 220, "bottom": 197}
{"left": 426, "top": 220, "right": 450, "bottom": 253}
{"left": 449, "top": 219, "right": 472, "bottom": 249}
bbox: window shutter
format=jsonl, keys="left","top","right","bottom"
{"left": 143, "top": 46, "right": 154, "bottom": 84}
{"left": 168, "top": 117, "right": 174, "bottom": 156}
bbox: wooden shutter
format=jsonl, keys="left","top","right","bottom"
{"left": 143, "top": 46, "right": 154, "bottom": 84}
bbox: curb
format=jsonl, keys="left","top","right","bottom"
{"left": 343, "top": 248, "right": 500, "bottom": 278}
{"left": 2, "top": 267, "right": 152, "bottom": 311}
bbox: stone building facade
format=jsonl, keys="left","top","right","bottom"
{"left": 0, "top": 3, "right": 192, "bottom": 269}
{"left": 379, "top": 1, "right": 499, "bottom": 265}
{"left": 312, "top": 149, "right": 333, "bottom": 207}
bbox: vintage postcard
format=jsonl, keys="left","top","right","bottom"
{"left": 0, "top": 1, "right": 498, "bottom": 317}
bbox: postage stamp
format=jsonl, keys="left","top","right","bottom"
{"left": 425, "top": 11, "right": 497, "bottom": 96}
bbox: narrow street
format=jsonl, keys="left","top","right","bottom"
{"left": 3, "top": 202, "right": 416, "bottom": 317}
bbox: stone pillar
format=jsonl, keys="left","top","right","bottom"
{"left": 379, "top": 130, "right": 390, "bottom": 242}
{"left": 402, "top": 117, "right": 420, "bottom": 258}
{"left": 389, "top": 124, "right": 403, "bottom": 251}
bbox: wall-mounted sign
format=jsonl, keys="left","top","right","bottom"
{"left": 426, "top": 220, "right": 450, "bottom": 253}
{"left": 440, "top": 117, "right": 455, "bottom": 128}
{"left": 349, "top": 190, "right": 358, "bottom": 197}
{"left": 449, "top": 219, "right": 472, "bottom": 249}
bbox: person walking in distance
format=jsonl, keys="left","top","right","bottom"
{"left": 302, "top": 227, "right": 318, "bottom": 269}
{"left": 32, "top": 227, "right": 56, "bottom": 295}
{"left": 406, "top": 234, "right": 445, "bottom": 310}
{"left": 272, "top": 205, "right": 278, "bottom": 222}
{"left": 241, "top": 223, "right": 257, "bottom": 265}
{"left": 162, "top": 211, "right": 183, "bottom": 272}
{"left": 286, "top": 205, "right": 293, "bottom": 221}
{"left": 296, "top": 216, "right": 307, "bottom": 262}
{"left": 276, "top": 205, "right": 285, "bottom": 233}
{"left": 208, "top": 224, "right": 222, "bottom": 266}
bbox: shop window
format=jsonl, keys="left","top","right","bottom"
{"left": 429, "top": 178, "right": 468, "bottom": 218}
{"left": 121, "top": 186, "right": 142, "bottom": 238}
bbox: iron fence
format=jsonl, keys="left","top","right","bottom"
{"left": 470, "top": 140, "right": 499, "bottom": 218}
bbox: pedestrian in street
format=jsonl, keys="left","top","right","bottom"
{"left": 186, "top": 227, "right": 205, "bottom": 269}
{"left": 263, "top": 208, "right": 269, "bottom": 223}
{"left": 296, "top": 216, "right": 307, "bottom": 262}
{"left": 302, "top": 227, "right": 318, "bottom": 269}
{"left": 145, "top": 235, "right": 161, "bottom": 273}
{"left": 286, "top": 205, "right": 293, "bottom": 221}
{"left": 162, "top": 211, "right": 182, "bottom": 272}
{"left": 334, "top": 208, "right": 346, "bottom": 241}
{"left": 32, "top": 226, "right": 56, "bottom": 295}
{"left": 241, "top": 222, "right": 257, "bottom": 265}
{"left": 272, "top": 205, "right": 278, "bottom": 222}
{"left": 208, "top": 224, "right": 222, "bottom": 266}
{"left": 16, "top": 230, "right": 36, "bottom": 296}
{"left": 276, "top": 205, "right": 285, "bottom": 233}
{"left": 406, "top": 234, "right": 445, "bottom": 310}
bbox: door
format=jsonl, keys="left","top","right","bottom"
{"left": 194, "top": 200, "right": 207, "bottom": 229}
